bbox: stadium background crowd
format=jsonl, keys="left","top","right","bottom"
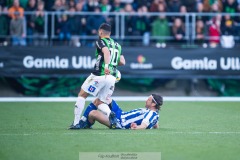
{"left": 0, "top": 0, "right": 239, "bottom": 47}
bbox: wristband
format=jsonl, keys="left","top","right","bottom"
{"left": 105, "top": 64, "right": 109, "bottom": 69}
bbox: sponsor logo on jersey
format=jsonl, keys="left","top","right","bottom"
{"left": 88, "top": 85, "right": 96, "bottom": 93}
{"left": 93, "top": 81, "right": 99, "bottom": 86}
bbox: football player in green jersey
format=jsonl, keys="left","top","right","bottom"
{"left": 70, "top": 23, "right": 125, "bottom": 129}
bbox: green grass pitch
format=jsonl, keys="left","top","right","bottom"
{"left": 0, "top": 101, "right": 240, "bottom": 160}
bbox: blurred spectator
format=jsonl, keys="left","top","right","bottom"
{"left": 220, "top": 14, "right": 236, "bottom": 48}
{"left": 68, "top": 7, "right": 79, "bottom": 46}
{"left": 85, "top": 0, "right": 99, "bottom": 12}
{"left": 150, "top": 0, "right": 160, "bottom": 12}
{"left": 10, "top": 11, "right": 26, "bottom": 46}
{"left": 8, "top": 0, "right": 24, "bottom": 19}
{"left": 208, "top": 17, "right": 221, "bottom": 48}
{"left": 150, "top": 2, "right": 166, "bottom": 21}
{"left": 151, "top": 15, "right": 170, "bottom": 44}
{"left": 172, "top": 18, "right": 185, "bottom": 42}
{"left": 124, "top": 4, "right": 136, "bottom": 36}
{"left": 110, "top": 0, "right": 123, "bottom": 12}
{"left": 182, "top": 0, "right": 196, "bottom": 12}
{"left": 20, "top": 0, "right": 29, "bottom": 9}
{"left": 100, "top": 0, "right": 111, "bottom": 12}
{"left": 57, "top": 14, "right": 71, "bottom": 43}
{"left": 179, "top": 5, "right": 187, "bottom": 22}
{"left": 60, "top": 0, "right": 69, "bottom": 11}
{"left": 196, "top": 20, "right": 205, "bottom": 43}
{"left": 135, "top": 6, "right": 150, "bottom": 46}
{"left": 53, "top": 0, "right": 68, "bottom": 37}
{"left": 134, "top": 0, "right": 152, "bottom": 9}
{"left": 0, "top": 0, "right": 8, "bottom": 11}
{"left": 75, "top": 2, "right": 87, "bottom": 46}
{"left": 52, "top": 0, "right": 67, "bottom": 12}
{"left": 109, "top": 0, "right": 122, "bottom": 36}
{"left": 211, "top": 2, "right": 221, "bottom": 12}
{"left": 0, "top": 5, "right": 8, "bottom": 43}
{"left": 68, "top": 0, "right": 76, "bottom": 9}
{"left": 196, "top": 2, "right": 209, "bottom": 22}
{"left": 86, "top": 7, "right": 106, "bottom": 35}
{"left": 25, "top": 0, "right": 37, "bottom": 43}
{"left": 221, "top": 14, "right": 236, "bottom": 35}
{"left": 34, "top": 1, "right": 45, "bottom": 34}
{"left": 202, "top": 0, "right": 222, "bottom": 12}
{"left": 168, "top": 0, "right": 182, "bottom": 22}
{"left": 151, "top": 0, "right": 167, "bottom": 12}
{"left": 67, "top": 6, "right": 85, "bottom": 47}
{"left": 223, "top": 0, "right": 238, "bottom": 13}
{"left": 168, "top": 0, "right": 182, "bottom": 12}
{"left": 6, "top": 0, "right": 29, "bottom": 9}
{"left": 135, "top": 6, "right": 150, "bottom": 35}
{"left": 42, "top": 0, "right": 55, "bottom": 11}
{"left": 120, "top": 0, "right": 134, "bottom": 4}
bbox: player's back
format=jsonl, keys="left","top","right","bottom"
{"left": 93, "top": 38, "right": 122, "bottom": 76}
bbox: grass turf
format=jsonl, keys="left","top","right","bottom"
{"left": 0, "top": 101, "right": 240, "bottom": 160}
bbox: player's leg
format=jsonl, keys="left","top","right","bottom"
{"left": 88, "top": 110, "right": 111, "bottom": 128}
{"left": 95, "top": 75, "right": 116, "bottom": 117}
{"left": 76, "top": 99, "right": 122, "bottom": 129}
{"left": 73, "top": 89, "right": 89, "bottom": 125}
{"left": 77, "top": 102, "right": 98, "bottom": 129}
{"left": 70, "top": 74, "right": 100, "bottom": 128}
{"left": 95, "top": 75, "right": 121, "bottom": 128}
{"left": 94, "top": 98, "right": 111, "bottom": 117}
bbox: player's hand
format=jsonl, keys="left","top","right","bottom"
{"left": 131, "top": 123, "right": 137, "bottom": 129}
{"left": 104, "top": 68, "right": 110, "bottom": 75}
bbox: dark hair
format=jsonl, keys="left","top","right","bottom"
{"left": 99, "top": 23, "right": 111, "bottom": 32}
{"left": 152, "top": 94, "right": 163, "bottom": 110}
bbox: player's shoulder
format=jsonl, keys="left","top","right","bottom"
{"left": 108, "top": 38, "right": 121, "bottom": 47}
{"left": 145, "top": 109, "right": 159, "bottom": 116}
{"left": 95, "top": 38, "right": 107, "bottom": 49}
{"left": 96, "top": 38, "right": 106, "bottom": 45}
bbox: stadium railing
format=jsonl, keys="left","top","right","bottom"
{"left": 0, "top": 11, "right": 239, "bottom": 46}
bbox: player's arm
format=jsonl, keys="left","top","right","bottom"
{"left": 96, "top": 39, "right": 110, "bottom": 75}
{"left": 118, "top": 55, "right": 125, "bottom": 66}
{"left": 102, "top": 47, "right": 111, "bottom": 75}
{"left": 130, "top": 122, "right": 148, "bottom": 130}
{"left": 153, "top": 122, "right": 159, "bottom": 129}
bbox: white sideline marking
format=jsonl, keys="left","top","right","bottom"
{"left": 0, "top": 131, "right": 240, "bottom": 136}
{"left": 1, "top": 97, "right": 240, "bottom": 102}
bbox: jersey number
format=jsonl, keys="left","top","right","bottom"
{"left": 109, "top": 48, "right": 119, "bottom": 66}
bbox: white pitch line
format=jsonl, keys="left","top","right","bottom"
{"left": 1, "top": 97, "right": 240, "bottom": 102}
{"left": 0, "top": 131, "right": 240, "bottom": 136}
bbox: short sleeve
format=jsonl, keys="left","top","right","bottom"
{"left": 95, "top": 39, "right": 106, "bottom": 50}
{"left": 142, "top": 111, "right": 158, "bottom": 127}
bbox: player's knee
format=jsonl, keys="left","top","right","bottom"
{"left": 78, "top": 89, "right": 89, "bottom": 98}
{"left": 93, "top": 98, "right": 103, "bottom": 107}
{"left": 89, "top": 110, "right": 98, "bottom": 118}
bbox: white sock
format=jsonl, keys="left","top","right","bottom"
{"left": 73, "top": 97, "right": 85, "bottom": 125}
{"left": 98, "top": 103, "right": 111, "bottom": 117}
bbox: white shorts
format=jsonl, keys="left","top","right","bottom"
{"left": 81, "top": 73, "right": 116, "bottom": 104}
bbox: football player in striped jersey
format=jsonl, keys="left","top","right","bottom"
{"left": 77, "top": 94, "right": 163, "bottom": 130}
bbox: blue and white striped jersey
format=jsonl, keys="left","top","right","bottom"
{"left": 111, "top": 99, "right": 159, "bottom": 129}
{"left": 120, "top": 108, "right": 159, "bottom": 129}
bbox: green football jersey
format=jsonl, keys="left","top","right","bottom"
{"left": 93, "top": 38, "right": 122, "bottom": 77}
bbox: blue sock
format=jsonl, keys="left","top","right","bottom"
{"left": 81, "top": 103, "right": 97, "bottom": 127}
{"left": 82, "top": 103, "right": 97, "bottom": 118}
